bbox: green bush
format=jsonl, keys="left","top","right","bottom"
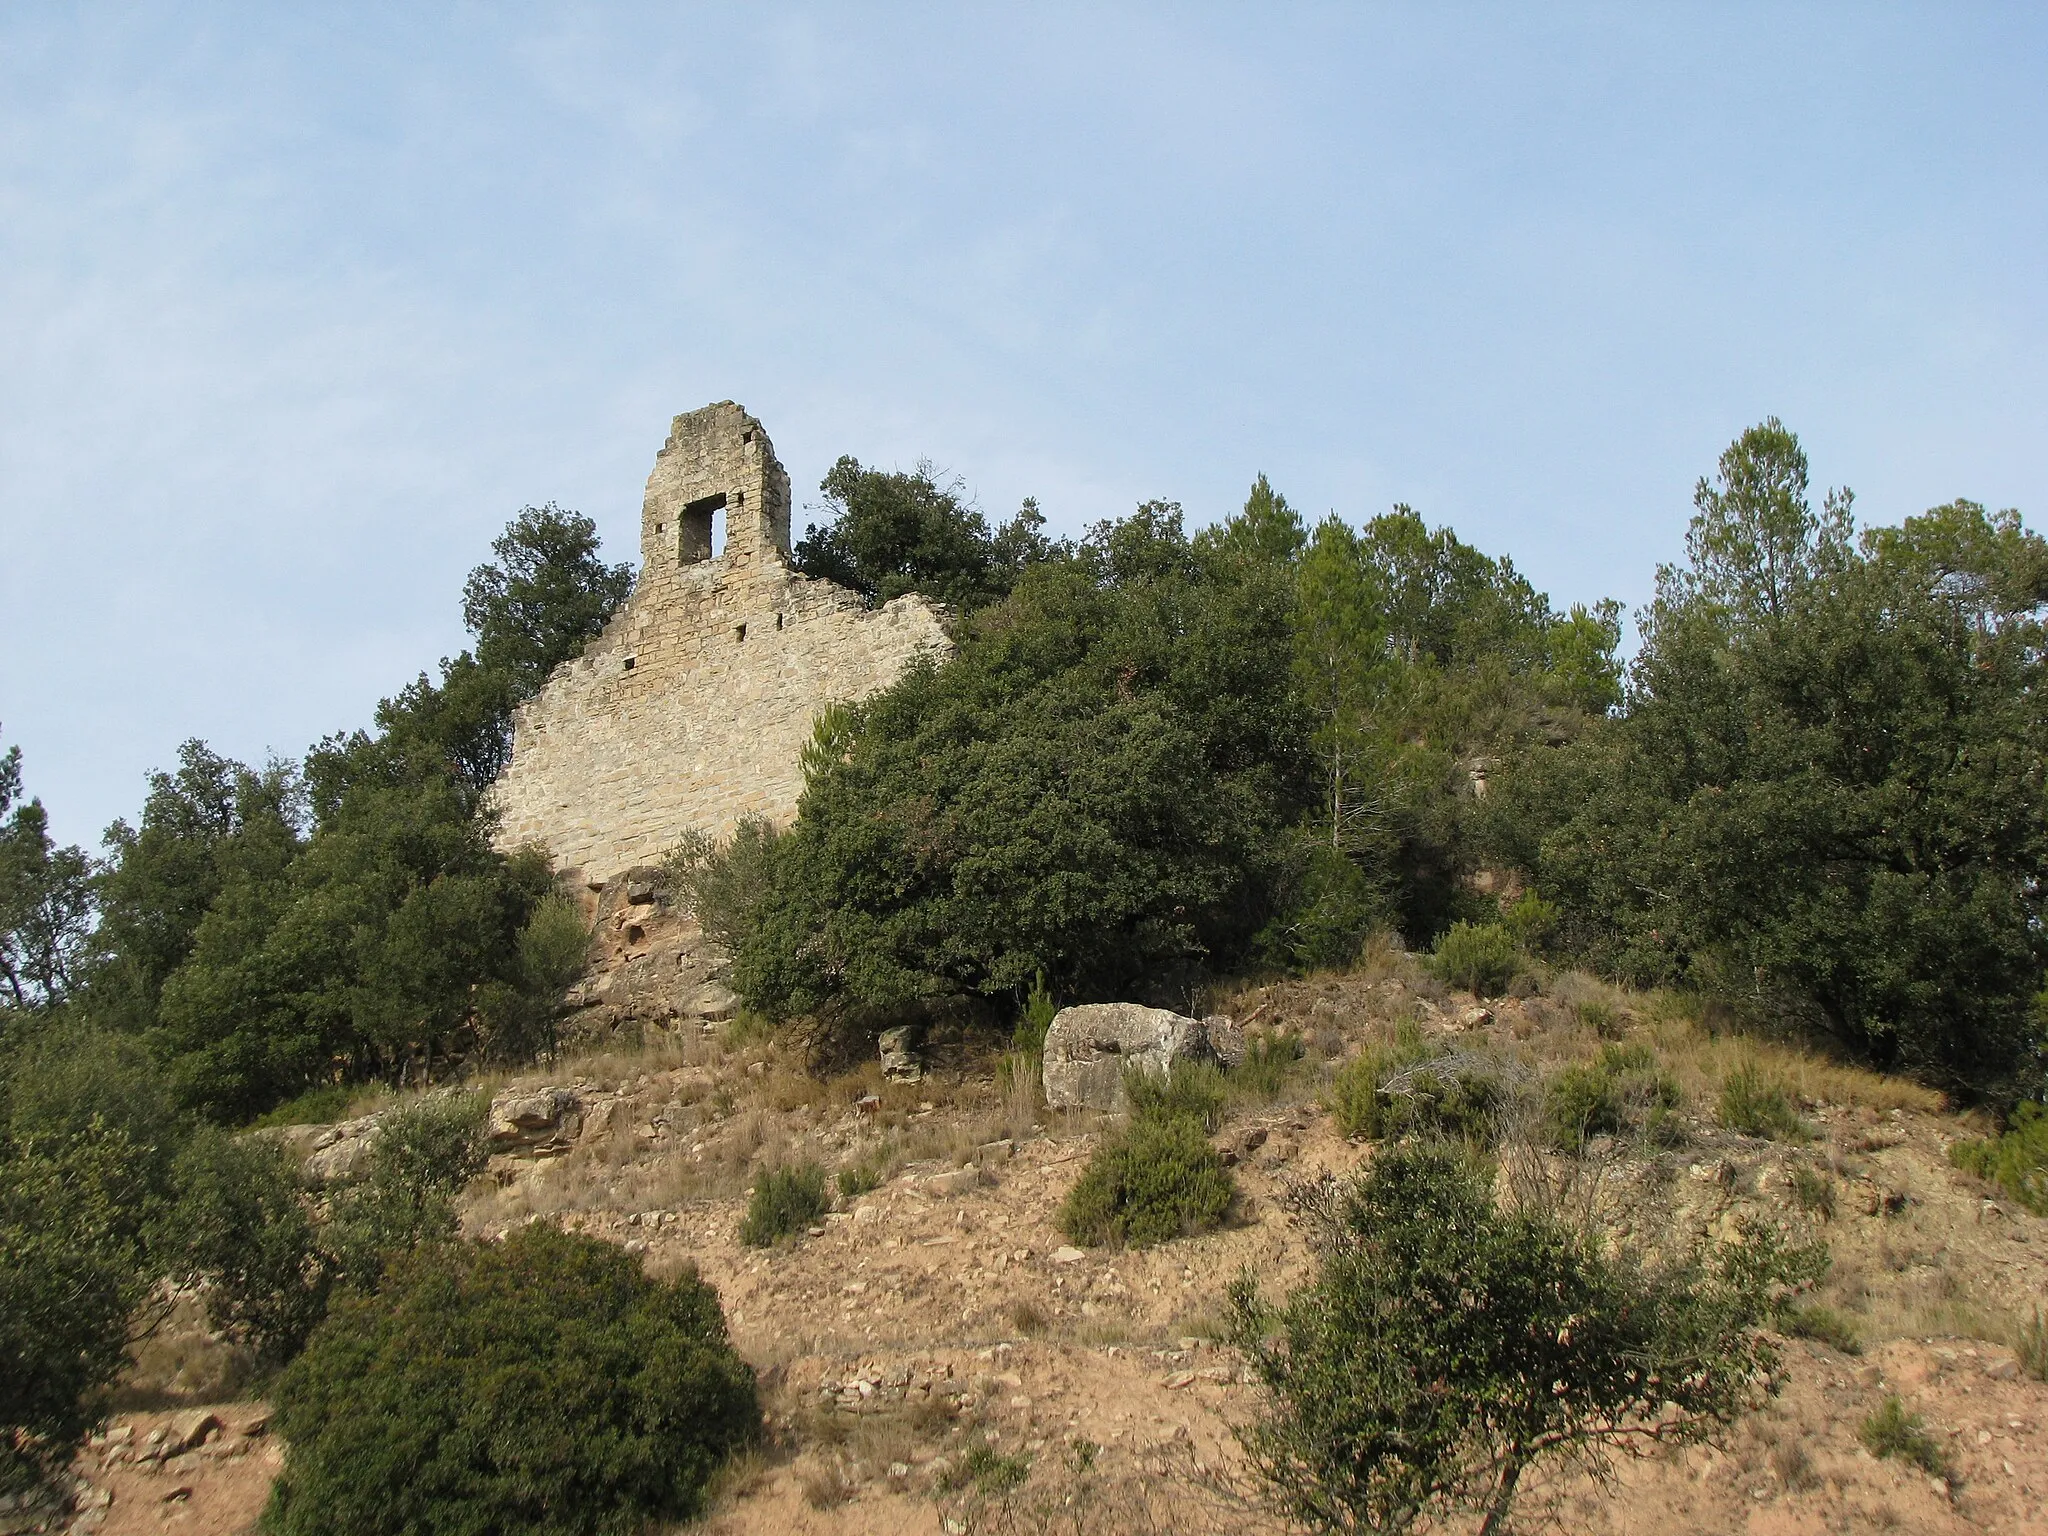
{"left": 5, "top": 1026, "right": 188, "bottom": 1225}
{"left": 1781, "top": 1303, "right": 1861, "bottom": 1355}
{"left": 1328, "top": 1026, "right": 1432, "bottom": 1139}
{"left": 0, "top": 1125, "right": 151, "bottom": 1493}
{"left": 1575, "top": 998, "right": 1623, "bottom": 1038}
{"left": 835, "top": 1152, "right": 888, "bottom": 1201}
{"left": 252, "top": 1083, "right": 361, "bottom": 1129}
{"left": 1059, "top": 1116, "right": 1233, "bottom": 1249}
{"left": 663, "top": 817, "right": 785, "bottom": 954}
{"left": 1428, "top": 921, "right": 1521, "bottom": 997}
{"left": 1230, "top": 1145, "right": 1816, "bottom": 1536}
{"left": 1125, "top": 1060, "right": 1226, "bottom": 1132}
{"left": 1502, "top": 891, "right": 1559, "bottom": 952}
{"left": 1329, "top": 1026, "right": 1510, "bottom": 1146}
{"left": 1949, "top": 1101, "right": 2048, "bottom": 1215}
{"left": 163, "top": 1127, "right": 330, "bottom": 1365}
{"left": 729, "top": 508, "right": 1306, "bottom": 1016}
{"left": 1718, "top": 1064, "right": 1808, "bottom": 1142}
{"left": 1229, "top": 1032, "right": 1306, "bottom": 1102}
{"left": 1542, "top": 1042, "right": 1683, "bottom": 1153}
{"left": 1788, "top": 1164, "right": 1836, "bottom": 1219}
{"left": 1859, "top": 1396, "right": 1948, "bottom": 1477}
{"left": 2017, "top": 1307, "right": 2047, "bottom": 1383}
{"left": 266, "top": 1224, "right": 758, "bottom": 1536}
{"left": 938, "top": 1439, "right": 1034, "bottom": 1495}
{"left": 1013, "top": 972, "right": 1056, "bottom": 1056}
{"left": 1259, "top": 840, "right": 1384, "bottom": 973}
{"left": 738, "top": 1162, "right": 829, "bottom": 1247}
{"left": 325, "top": 1094, "right": 489, "bottom": 1293}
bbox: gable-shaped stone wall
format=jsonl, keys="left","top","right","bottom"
{"left": 491, "top": 403, "right": 950, "bottom": 885}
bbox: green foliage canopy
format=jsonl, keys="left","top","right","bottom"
{"left": 0, "top": 731, "right": 94, "bottom": 1016}
{"left": 1506, "top": 421, "right": 2048, "bottom": 1092}
{"left": 267, "top": 1223, "right": 759, "bottom": 1536}
{"left": 1230, "top": 1146, "right": 1817, "bottom": 1536}
{"left": 738, "top": 503, "right": 1310, "bottom": 1014}
{"left": 794, "top": 456, "right": 1063, "bottom": 611}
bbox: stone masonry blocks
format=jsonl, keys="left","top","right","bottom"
{"left": 491, "top": 405, "right": 951, "bottom": 885}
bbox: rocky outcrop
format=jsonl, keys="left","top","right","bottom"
{"left": 559, "top": 866, "right": 739, "bottom": 1043}
{"left": 488, "top": 1086, "right": 583, "bottom": 1154}
{"left": 1040, "top": 1004, "right": 1241, "bottom": 1112}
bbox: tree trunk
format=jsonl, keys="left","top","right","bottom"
{"left": 1476, "top": 1453, "right": 1525, "bottom": 1536}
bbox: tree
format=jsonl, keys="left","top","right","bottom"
{"left": 1293, "top": 516, "right": 1391, "bottom": 853}
{"left": 794, "top": 456, "right": 1061, "bottom": 611}
{"left": 1229, "top": 1146, "right": 1817, "bottom": 1535}
{"left": 735, "top": 506, "right": 1309, "bottom": 1015}
{"left": 1194, "top": 473, "right": 1307, "bottom": 569}
{"left": 1669, "top": 416, "right": 1852, "bottom": 627}
{"left": 0, "top": 731, "right": 94, "bottom": 1015}
{"left": 266, "top": 1224, "right": 758, "bottom": 1536}
{"left": 1, "top": 1124, "right": 152, "bottom": 1492}
{"left": 79, "top": 742, "right": 302, "bottom": 1036}
{"left": 461, "top": 504, "right": 634, "bottom": 700}
{"left": 1508, "top": 423, "right": 2048, "bottom": 1094}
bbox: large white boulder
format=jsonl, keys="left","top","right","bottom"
{"left": 1041, "top": 1003, "right": 1219, "bottom": 1112}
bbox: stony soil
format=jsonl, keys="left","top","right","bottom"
{"left": 52, "top": 954, "right": 2048, "bottom": 1536}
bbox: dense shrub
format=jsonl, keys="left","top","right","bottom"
{"left": 1229, "top": 1031, "right": 1306, "bottom": 1102}
{"left": 1058, "top": 1115, "right": 1233, "bottom": 1249}
{"left": 1229, "top": 1145, "right": 1822, "bottom": 1536}
{"left": 325, "top": 1094, "right": 489, "bottom": 1293}
{"left": 1124, "top": 1061, "right": 1226, "bottom": 1132}
{"left": 1949, "top": 1101, "right": 2048, "bottom": 1214}
{"left": 732, "top": 506, "right": 1311, "bottom": 1015}
{"left": 267, "top": 1224, "right": 758, "bottom": 1536}
{"left": 1, "top": 1126, "right": 150, "bottom": 1491}
{"left": 1428, "top": 921, "right": 1521, "bottom": 997}
{"left": 1507, "top": 453, "right": 2048, "bottom": 1095}
{"left": 738, "top": 1162, "right": 829, "bottom": 1247}
{"left": 1781, "top": 1303, "right": 1861, "bottom": 1354}
{"left": 1718, "top": 1064, "right": 1808, "bottom": 1142}
{"left": 663, "top": 817, "right": 784, "bottom": 955}
{"left": 1542, "top": 1041, "right": 1684, "bottom": 1152}
{"left": 163, "top": 1127, "right": 330, "bottom": 1365}
{"left": 1329, "top": 1025, "right": 1512, "bottom": 1145}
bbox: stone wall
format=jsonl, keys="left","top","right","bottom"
{"left": 491, "top": 403, "right": 951, "bottom": 885}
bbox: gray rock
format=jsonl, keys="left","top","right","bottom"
{"left": 488, "top": 1086, "right": 581, "bottom": 1150}
{"left": 880, "top": 1024, "right": 925, "bottom": 1083}
{"left": 1201, "top": 1014, "right": 1245, "bottom": 1069}
{"left": 1041, "top": 1003, "right": 1211, "bottom": 1112}
{"left": 680, "top": 980, "right": 739, "bottom": 1021}
{"left": 300, "top": 1128, "right": 376, "bottom": 1186}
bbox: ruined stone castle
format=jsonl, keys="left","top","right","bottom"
{"left": 491, "top": 403, "right": 952, "bottom": 885}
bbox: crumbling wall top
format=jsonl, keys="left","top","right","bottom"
{"left": 639, "top": 402, "right": 792, "bottom": 573}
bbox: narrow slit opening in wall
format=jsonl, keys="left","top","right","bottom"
{"left": 734, "top": 623, "right": 747, "bottom": 642}
{"left": 775, "top": 612, "right": 784, "bottom": 630}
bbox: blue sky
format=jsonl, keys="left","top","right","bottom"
{"left": 3, "top": 5, "right": 2044, "bottom": 850}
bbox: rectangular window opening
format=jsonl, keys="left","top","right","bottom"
{"left": 734, "top": 623, "right": 747, "bottom": 642}
{"left": 678, "top": 493, "right": 726, "bottom": 565}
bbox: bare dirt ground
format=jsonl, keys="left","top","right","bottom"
{"left": 61, "top": 953, "right": 2048, "bottom": 1536}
